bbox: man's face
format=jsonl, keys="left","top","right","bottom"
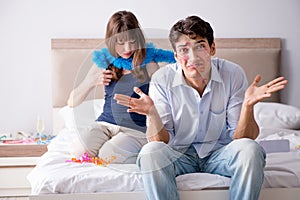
{"left": 174, "top": 35, "right": 215, "bottom": 81}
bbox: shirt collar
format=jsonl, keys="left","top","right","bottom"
{"left": 172, "top": 60, "right": 222, "bottom": 88}
{"left": 210, "top": 61, "right": 222, "bottom": 83}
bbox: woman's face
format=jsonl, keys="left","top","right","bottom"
{"left": 115, "top": 37, "right": 136, "bottom": 59}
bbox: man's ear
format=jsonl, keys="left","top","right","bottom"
{"left": 210, "top": 42, "right": 216, "bottom": 56}
{"left": 174, "top": 52, "right": 179, "bottom": 62}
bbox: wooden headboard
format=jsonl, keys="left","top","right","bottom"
{"left": 51, "top": 38, "right": 281, "bottom": 108}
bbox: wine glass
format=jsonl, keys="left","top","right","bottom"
{"left": 36, "top": 116, "right": 45, "bottom": 143}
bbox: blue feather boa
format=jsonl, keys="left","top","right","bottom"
{"left": 93, "top": 43, "right": 175, "bottom": 70}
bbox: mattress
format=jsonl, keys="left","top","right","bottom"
{"left": 27, "top": 128, "right": 300, "bottom": 194}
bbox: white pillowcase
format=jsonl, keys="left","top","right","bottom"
{"left": 59, "top": 101, "right": 300, "bottom": 130}
{"left": 254, "top": 102, "right": 300, "bottom": 130}
{"left": 59, "top": 99, "right": 105, "bottom": 129}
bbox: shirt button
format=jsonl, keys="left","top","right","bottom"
{"left": 200, "top": 111, "right": 204, "bottom": 114}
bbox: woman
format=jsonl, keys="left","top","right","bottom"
{"left": 67, "top": 10, "right": 175, "bottom": 163}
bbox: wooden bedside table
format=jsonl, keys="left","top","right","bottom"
{"left": 0, "top": 144, "right": 48, "bottom": 197}
{"left": 0, "top": 144, "right": 48, "bottom": 157}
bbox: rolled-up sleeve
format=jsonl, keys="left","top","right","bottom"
{"left": 148, "top": 71, "right": 175, "bottom": 142}
{"left": 226, "top": 65, "right": 248, "bottom": 139}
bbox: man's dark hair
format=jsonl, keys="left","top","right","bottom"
{"left": 169, "top": 16, "right": 214, "bottom": 51}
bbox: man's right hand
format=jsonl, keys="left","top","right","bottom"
{"left": 114, "top": 87, "right": 154, "bottom": 115}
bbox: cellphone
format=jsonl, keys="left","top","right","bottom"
{"left": 258, "top": 139, "right": 290, "bottom": 153}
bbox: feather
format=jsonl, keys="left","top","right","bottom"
{"left": 92, "top": 43, "right": 175, "bottom": 70}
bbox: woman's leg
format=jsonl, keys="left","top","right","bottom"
{"left": 203, "top": 138, "right": 266, "bottom": 200}
{"left": 72, "top": 122, "right": 113, "bottom": 157}
{"left": 98, "top": 126, "right": 147, "bottom": 163}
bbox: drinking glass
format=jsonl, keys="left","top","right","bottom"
{"left": 36, "top": 116, "right": 45, "bottom": 142}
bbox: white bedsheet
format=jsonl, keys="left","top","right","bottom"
{"left": 27, "top": 128, "right": 300, "bottom": 194}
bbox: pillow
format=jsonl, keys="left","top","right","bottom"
{"left": 254, "top": 102, "right": 300, "bottom": 130}
{"left": 256, "top": 127, "right": 300, "bottom": 152}
{"left": 59, "top": 99, "right": 105, "bottom": 129}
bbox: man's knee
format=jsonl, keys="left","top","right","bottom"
{"left": 137, "top": 141, "right": 173, "bottom": 172}
{"left": 234, "top": 138, "right": 265, "bottom": 154}
{"left": 231, "top": 138, "right": 266, "bottom": 166}
{"left": 139, "top": 141, "right": 168, "bottom": 155}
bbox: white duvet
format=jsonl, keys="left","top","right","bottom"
{"left": 27, "top": 128, "right": 300, "bottom": 194}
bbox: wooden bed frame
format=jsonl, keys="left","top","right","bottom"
{"left": 25, "top": 38, "right": 300, "bottom": 199}
{"left": 51, "top": 37, "right": 281, "bottom": 108}
{"left": 29, "top": 188, "right": 300, "bottom": 200}
{"left": 51, "top": 37, "right": 282, "bottom": 133}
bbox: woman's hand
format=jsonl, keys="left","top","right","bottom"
{"left": 114, "top": 87, "right": 154, "bottom": 115}
{"left": 67, "top": 65, "right": 113, "bottom": 107}
{"left": 83, "top": 68, "right": 113, "bottom": 89}
{"left": 244, "top": 75, "right": 288, "bottom": 106}
{"left": 99, "top": 69, "right": 113, "bottom": 86}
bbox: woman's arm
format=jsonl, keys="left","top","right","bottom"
{"left": 146, "top": 62, "right": 160, "bottom": 78}
{"left": 67, "top": 64, "right": 112, "bottom": 107}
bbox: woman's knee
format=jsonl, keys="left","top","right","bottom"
{"left": 98, "top": 133, "right": 147, "bottom": 164}
{"left": 76, "top": 123, "right": 110, "bottom": 156}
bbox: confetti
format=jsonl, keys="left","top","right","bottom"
{"left": 66, "top": 152, "right": 116, "bottom": 166}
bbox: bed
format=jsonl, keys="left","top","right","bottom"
{"left": 27, "top": 38, "right": 300, "bottom": 200}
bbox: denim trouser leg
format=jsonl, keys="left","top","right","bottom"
{"left": 204, "top": 138, "right": 266, "bottom": 200}
{"left": 137, "top": 138, "right": 266, "bottom": 200}
{"left": 137, "top": 141, "right": 200, "bottom": 200}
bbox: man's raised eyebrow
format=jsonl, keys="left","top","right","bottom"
{"left": 177, "top": 42, "right": 189, "bottom": 48}
{"left": 195, "top": 39, "right": 206, "bottom": 44}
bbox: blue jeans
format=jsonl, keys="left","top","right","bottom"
{"left": 137, "top": 138, "right": 266, "bottom": 200}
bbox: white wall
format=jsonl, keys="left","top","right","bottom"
{"left": 0, "top": 0, "right": 299, "bottom": 135}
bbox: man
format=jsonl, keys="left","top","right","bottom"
{"left": 114, "top": 15, "right": 287, "bottom": 200}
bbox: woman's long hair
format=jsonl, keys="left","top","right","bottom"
{"left": 105, "top": 10, "right": 147, "bottom": 82}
